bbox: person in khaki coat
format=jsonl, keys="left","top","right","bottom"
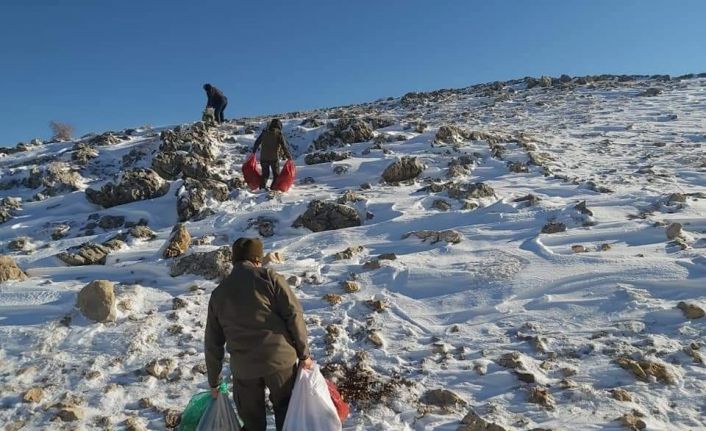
{"left": 252, "top": 118, "right": 292, "bottom": 190}
{"left": 205, "top": 237, "right": 312, "bottom": 431}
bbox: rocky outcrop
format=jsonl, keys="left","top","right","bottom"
{"left": 25, "top": 162, "right": 83, "bottom": 199}
{"left": 77, "top": 280, "right": 117, "bottom": 323}
{"left": 129, "top": 225, "right": 157, "bottom": 240}
{"left": 313, "top": 118, "right": 373, "bottom": 150}
{"left": 292, "top": 200, "right": 361, "bottom": 232}
{"left": 159, "top": 123, "right": 218, "bottom": 160}
{"left": 85, "top": 169, "right": 170, "bottom": 208}
{"left": 457, "top": 408, "right": 508, "bottom": 431}
{"left": 170, "top": 246, "right": 233, "bottom": 280}
{"left": 151, "top": 151, "right": 183, "bottom": 180}
{"left": 677, "top": 301, "right": 705, "bottom": 319}
{"left": 382, "top": 157, "right": 424, "bottom": 183}
{"left": 163, "top": 224, "right": 191, "bottom": 258}
{"left": 0, "top": 255, "right": 27, "bottom": 283}
{"left": 72, "top": 142, "right": 99, "bottom": 165}
{"left": 421, "top": 389, "right": 466, "bottom": 408}
{"left": 304, "top": 151, "right": 351, "bottom": 165}
{"left": 615, "top": 356, "right": 676, "bottom": 384}
{"left": 176, "top": 178, "right": 229, "bottom": 222}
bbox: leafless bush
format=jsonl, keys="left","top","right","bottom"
{"left": 49, "top": 121, "right": 74, "bottom": 141}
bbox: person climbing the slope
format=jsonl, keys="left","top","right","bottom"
{"left": 203, "top": 83, "right": 228, "bottom": 123}
{"left": 205, "top": 237, "right": 313, "bottom": 431}
{"left": 251, "top": 119, "right": 293, "bottom": 190}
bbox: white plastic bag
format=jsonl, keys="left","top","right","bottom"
{"left": 195, "top": 392, "right": 243, "bottom": 431}
{"left": 283, "top": 364, "right": 342, "bottom": 431}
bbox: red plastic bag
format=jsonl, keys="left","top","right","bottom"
{"left": 242, "top": 154, "right": 262, "bottom": 191}
{"left": 271, "top": 159, "right": 296, "bottom": 192}
{"left": 326, "top": 379, "right": 350, "bottom": 422}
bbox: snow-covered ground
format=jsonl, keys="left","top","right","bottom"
{"left": 1, "top": 74, "right": 705, "bottom": 430}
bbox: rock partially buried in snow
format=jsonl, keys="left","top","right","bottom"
{"left": 0, "top": 255, "right": 28, "bottom": 283}
{"left": 421, "top": 389, "right": 466, "bottom": 409}
{"left": 304, "top": 151, "right": 351, "bottom": 165}
{"left": 164, "top": 409, "right": 181, "bottom": 428}
{"left": 163, "top": 224, "right": 191, "bottom": 258}
{"left": 292, "top": 200, "right": 361, "bottom": 232}
{"left": 145, "top": 358, "right": 176, "bottom": 379}
{"left": 129, "top": 225, "right": 157, "bottom": 240}
{"left": 382, "top": 157, "right": 425, "bottom": 183}
{"left": 615, "top": 356, "right": 676, "bottom": 384}
{"left": 22, "top": 388, "right": 44, "bottom": 403}
{"left": 618, "top": 410, "right": 647, "bottom": 430}
{"left": 402, "top": 230, "right": 462, "bottom": 244}
{"left": 677, "top": 301, "right": 705, "bottom": 319}
{"left": 56, "top": 406, "right": 84, "bottom": 422}
{"left": 666, "top": 223, "right": 683, "bottom": 240}
{"left": 263, "top": 251, "right": 285, "bottom": 266}
{"left": 313, "top": 118, "right": 373, "bottom": 150}
{"left": 457, "top": 408, "right": 508, "bottom": 431}
{"left": 528, "top": 386, "right": 554, "bottom": 410}
{"left": 610, "top": 388, "right": 632, "bottom": 402}
{"left": 541, "top": 222, "right": 566, "bottom": 234}
{"left": 77, "top": 280, "right": 117, "bottom": 323}
{"left": 85, "top": 168, "right": 170, "bottom": 208}
{"left": 334, "top": 245, "right": 364, "bottom": 260}
{"left": 170, "top": 246, "right": 233, "bottom": 281}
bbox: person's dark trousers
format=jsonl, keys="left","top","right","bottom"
{"left": 215, "top": 100, "right": 227, "bottom": 123}
{"left": 260, "top": 159, "right": 280, "bottom": 189}
{"left": 233, "top": 365, "right": 297, "bottom": 431}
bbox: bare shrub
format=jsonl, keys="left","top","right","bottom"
{"left": 49, "top": 121, "right": 74, "bottom": 141}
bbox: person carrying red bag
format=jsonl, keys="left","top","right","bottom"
{"left": 251, "top": 119, "right": 292, "bottom": 191}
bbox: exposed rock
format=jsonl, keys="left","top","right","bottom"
{"left": 124, "top": 416, "right": 147, "bottom": 431}
{"left": 366, "top": 299, "right": 387, "bottom": 313}
{"left": 432, "top": 199, "right": 452, "bottom": 211}
{"left": 0, "top": 197, "right": 21, "bottom": 224}
{"left": 666, "top": 223, "right": 683, "bottom": 240}
{"left": 0, "top": 255, "right": 27, "bottom": 282}
{"left": 421, "top": 389, "right": 466, "bottom": 408}
{"left": 27, "top": 162, "right": 83, "bottom": 198}
{"left": 514, "top": 194, "right": 541, "bottom": 206}
{"left": 287, "top": 275, "right": 302, "bottom": 288}
{"left": 58, "top": 240, "right": 118, "bottom": 266}
{"left": 86, "top": 169, "right": 170, "bottom": 208}
{"left": 159, "top": 123, "right": 218, "bottom": 160}
{"left": 362, "top": 259, "right": 381, "bottom": 270}
{"left": 402, "top": 230, "right": 462, "bottom": 244}
{"left": 98, "top": 215, "right": 126, "bottom": 230}
{"left": 507, "top": 161, "right": 529, "bottom": 173}
{"left": 342, "top": 280, "right": 360, "bottom": 293}
{"left": 677, "top": 301, "right": 705, "bottom": 319}
{"left": 22, "top": 388, "right": 44, "bottom": 403}
{"left": 164, "top": 409, "right": 182, "bottom": 428}
{"left": 615, "top": 356, "right": 676, "bottom": 384}
{"left": 170, "top": 246, "right": 233, "bottom": 281}
{"left": 130, "top": 225, "right": 157, "bottom": 240}
{"left": 333, "top": 165, "right": 349, "bottom": 175}
{"left": 599, "top": 243, "right": 612, "bottom": 251}
{"left": 337, "top": 190, "right": 364, "bottom": 204}
{"left": 151, "top": 151, "right": 183, "bottom": 180}
{"left": 541, "top": 222, "right": 566, "bottom": 234}
{"left": 304, "top": 151, "right": 351, "bottom": 165}
{"left": 323, "top": 293, "right": 342, "bottom": 305}
{"left": 435, "top": 125, "right": 467, "bottom": 145}
{"left": 447, "top": 182, "right": 495, "bottom": 200}
{"left": 145, "top": 358, "right": 176, "bottom": 379}
{"left": 639, "top": 87, "right": 662, "bottom": 97}
{"left": 463, "top": 201, "right": 479, "bottom": 210}
{"left": 667, "top": 193, "right": 686, "bottom": 205}
{"left": 57, "top": 406, "right": 84, "bottom": 422}
{"left": 77, "top": 280, "right": 117, "bottom": 323}
{"left": 263, "top": 251, "right": 285, "bottom": 266}
{"left": 293, "top": 200, "right": 361, "bottom": 232}
{"left": 378, "top": 253, "right": 397, "bottom": 261}
{"left": 571, "top": 245, "right": 588, "bottom": 253}
{"left": 72, "top": 142, "right": 99, "bottom": 165}
{"left": 313, "top": 118, "right": 373, "bottom": 149}
{"left": 334, "top": 245, "right": 364, "bottom": 260}
{"left": 618, "top": 410, "right": 646, "bottom": 430}
{"left": 172, "top": 297, "right": 188, "bottom": 310}
{"left": 88, "top": 132, "right": 122, "bottom": 146}
{"left": 497, "top": 352, "right": 523, "bottom": 369}
{"left": 382, "top": 157, "right": 424, "bottom": 183}
{"left": 177, "top": 178, "right": 229, "bottom": 222}
{"left": 367, "top": 330, "right": 384, "bottom": 347}
{"left": 457, "top": 408, "right": 508, "bottom": 431}
{"left": 163, "top": 224, "right": 191, "bottom": 258}
{"left": 180, "top": 154, "right": 212, "bottom": 180}
{"left": 528, "top": 386, "right": 554, "bottom": 410}
{"left": 610, "top": 388, "right": 632, "bottom": 402}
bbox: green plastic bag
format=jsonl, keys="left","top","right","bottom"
{"left": 179, "top": 383, "right": 228, "bottom": 431}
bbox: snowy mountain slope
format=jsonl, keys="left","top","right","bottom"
{"left": 1, "top": 74, "right": 706, "bottom": 430}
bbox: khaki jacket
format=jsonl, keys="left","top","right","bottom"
{"left": 252, "top": 129, "right": 292, "bottom": 161}
{"left": 205, "top": 261, "right": 310, "bottom": 385}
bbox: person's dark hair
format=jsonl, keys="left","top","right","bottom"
{"left": 268, "top": 118, "right": 283, "bottom": 131}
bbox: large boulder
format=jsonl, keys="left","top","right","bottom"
{"left": 151, "top": 151, "right": 183, "bottom": 180}
{"left": 77, "top": 280, "right": 117, "bottom": 323}
{"left": 292, "top": 200, "right": 361, "bottom": 232}
{"left": 85, "top": 169, "right": 170, "bottom": 208}
{"left": 159, "top": 123, "right": 218, "bottom": 160}
{"left": 170, "top": 246, "right": 233, "bottom": 280}
{"left": 57, "top": 237, "right": 126, "bottom": 266}
{"left": 0, "top": 255, "right": 28, "bottom": 283}
{"left": 382, "top": 157, "right": 424, "bottom": 183}
{"left": 304, "top": 151, "right": 351, "bottom": 165}
{"left": 312, "top": 118, "right": 373, "bottom": 150}
{"left": 163, "top": 224, "right": 191, "bottom": 258}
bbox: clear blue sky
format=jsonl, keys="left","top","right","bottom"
{"left": 1, "top": 0, "right": 705, "bottom": 146}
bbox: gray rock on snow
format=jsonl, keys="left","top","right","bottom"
{"left": 421, "top": 389, "right": 466, "bottom": 408}
{"left": 85, "top": 168, "right": 170, "bottom": 208}
{"left": 382, "top": 157, "right": 425, "bottom": 183}
{"left": 312, "top": 118, "right": 373, "bottom": 150}
{"left": 402, "top": 230, "right": 462, "bottom": 244}
{"left": 0, "top": 255, "right": 28, "bottom": 283}
{"left": 304, "top": 151, "right": 351, "bottom": 165}
{"left": 170, "top": 246, "right": 233, "bottom": 281}
{"left": 77, "top": 280, "right": 117, "bottom": 323}
{"left": 666, "top": 223, "right": 683, "bottom": 240}
{"left": 292, "top": 200, "right": 362, "bottom": 232}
